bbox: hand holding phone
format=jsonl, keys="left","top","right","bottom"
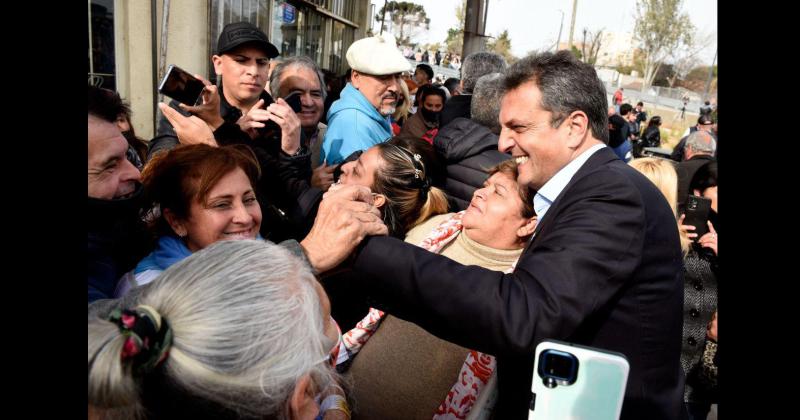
{"left": 681, "top": 195, "right": 712, "bottom": 241}
{"left": 529, "top": 340, "right": 629, "bottom": 420}
{"left": 158, "top": 65, "right": 206, "bottom": 106}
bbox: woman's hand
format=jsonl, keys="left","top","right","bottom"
{"left": 697, "top": 221, "right": 717, "bottom": 255}
{"left": 707, "top": 310, "right": 717, "bottom": 342}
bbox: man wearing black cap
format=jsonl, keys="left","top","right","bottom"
{"left": 153, "top": 22, "right": 317, "bottom": 242}
{"left": 150, "top": 21, "right": 283, "bottom": 158}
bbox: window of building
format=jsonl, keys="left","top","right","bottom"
{"left": 88, "top": 0, "right": 116, "bottom": 90}
{"left": 208, "top": 0, "right": 270, "bottom": 81}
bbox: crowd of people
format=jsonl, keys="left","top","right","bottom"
{"left": 88, "top": 22, "right": 718, "bottom": 420}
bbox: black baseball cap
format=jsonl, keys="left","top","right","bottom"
{"left": 216, "top": 22, "right": 279, "bottom": 58}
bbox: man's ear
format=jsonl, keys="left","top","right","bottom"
{"left": 350, "top": 70, "right": 362, "bottom": 89}
{"left": 289, "top": 373, "right": 318, "bottom": 420}
{"left": 163, "top": 208, "right": 187, "bottom": 237}
{"left": 517, "top": 217, "right": 538, "bottom": 239}
{"left": 373, "top": 193, "right": 387, "bottom": 209}
{"left": 565, "top": 111, "right": 589, "bottom": 148}
{"left": 211, "top": 55, "right": 223, "bottom": 76}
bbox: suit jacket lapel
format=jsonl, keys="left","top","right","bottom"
{"left": 521, "top": 147, "right": 619, "bottom": 256}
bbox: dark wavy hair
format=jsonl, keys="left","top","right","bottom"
{"left": 141, "top": 144, "right": 261, "bottom": 237}
{"left": 504, "top": 51, "right": 609, "bottom": 143}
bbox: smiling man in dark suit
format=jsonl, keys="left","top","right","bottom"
{"left": 304, "top": 50, "right": 685, "bottom": 419}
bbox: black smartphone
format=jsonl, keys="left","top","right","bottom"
{"left": 283, "top": 91, "right": 304, "bottom": 113}
{"left": 683, "top": 195, "right": 711, "bottom": 240}
{"left": 158, "top": 64, "right": 205, "bottom": 106}
{"left": 256, "top": 92, "right": 304, "bottom": 138}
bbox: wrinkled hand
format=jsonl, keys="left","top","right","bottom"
{"left": 300, "top": 184, "right": 388, "bottom": 273}
{"left": 268, "top": 98, "right": 302, "bottom": 155}
{"left": 707, "top": 311, "right": 717, "bottom": 342}
{"left": 159, "top": 103, "right": 218, "bottom": 147}
{"left": 312, "top": 160, "right": 335, "bottom": 192}
{"left": 178, "top": 74, "right": 224, "bottom": 130}
{"left": 697, "top": 221, "right": 717, "bottom": 255}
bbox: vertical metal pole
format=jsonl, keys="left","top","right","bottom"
{"left": 379, "top": 0, "right": 387, "bottom": 35}
{"left": 704, "top": 48, "right": 717, "bottom": 101}
{"left": 555, "top": 10, "right": 564, "bottom": 52}
{"left": 154, "top": 0, "right": 170, "bottom": 130}
{"left": 151, "top": 0, "right": 158, "bottom": 134}
{"left": 567, "top": 0, "right": 577, "bottom": 49}
{"left": 88, "top": 0, "right": 94, "bottom": 78}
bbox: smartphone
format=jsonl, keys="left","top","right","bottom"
{"left": 158, "top": 64, "right": 205, "bottom": 106}
{"left": 256, "top": 92, "right": 305, "bottom": 137}
{"left": 283, "top": 91, "right": 304, "bottom": 113}
{"left": 529, "top": 340, "right": 629, "bottom": 420}
{"left": 683, "top": 195, "right": 711, "bottom": 240}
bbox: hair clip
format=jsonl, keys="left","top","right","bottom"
{"left": 413, "top": 154, "right": 422, "bottom": 162}
{"left": 414, "top": 169, "right": 421, "bottom": 179}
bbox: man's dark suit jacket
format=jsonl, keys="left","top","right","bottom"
{"left": 351, "top": 146, "right": 685, "bottom": 419}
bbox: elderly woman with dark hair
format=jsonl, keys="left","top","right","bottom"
{"left": 341, "top": 160, "right": 537, "bottom": 419}
{"left": 89, "top": 240, "right": 344, "bottom": 420}
{"left": 114, "top": 144, "right": 263, "bottom": 297}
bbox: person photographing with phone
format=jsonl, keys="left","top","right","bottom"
{"left": 678, "top": 159, "right": 718, "bottom": 420}
{"left": 155, "top": 23, "right": 328, "bottom": 241}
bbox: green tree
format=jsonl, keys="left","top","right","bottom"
{"left": 570, "top": 45, "right": 583, "bottom": 61}
{"left": 444, "top": 0, "right": 467, "bottom": 53}
{"left": 633, "top": 0, "right": 695, "bottom": 88}
{"left": 376, "top": 1, "right": 430, "bottom": 46}
{"left": 486, "top": 30, "right": 517, "bottom": 64}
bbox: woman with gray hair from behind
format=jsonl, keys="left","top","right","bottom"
{"left": 88, "top": 240, "right": 347, "bottom": 420}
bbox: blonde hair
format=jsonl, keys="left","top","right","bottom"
{"left": 373, "top": 140, "right": 449, "bottom": 237}
{"left": 629, "top": 158, "right": 690, "bottom": 254}
{"left": 393, "top": 78, "right": 411, "bottom": 122}
{"left": 88, "top": 240, "right": 337, "bottom": 419}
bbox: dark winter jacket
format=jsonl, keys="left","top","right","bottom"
{"left": 148, "top": 84, "right": 321, "bottom": 242}
{"left": 438, "top": 94, "right": 472, "bottom": 129}
{"left": 88, "top": 185, "right": 153, "bottom": 303}
{"left": 433, "top": 117, "right": 510, "bottom": 211}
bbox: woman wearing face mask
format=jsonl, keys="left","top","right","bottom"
{"left": 399, "top": 84, "right": 447, "bottom": 144}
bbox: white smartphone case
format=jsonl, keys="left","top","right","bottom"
{"left": 529, "top": 340, "right": 629, "bottom": 420}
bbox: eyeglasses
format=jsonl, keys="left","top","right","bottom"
{"left": 317, "top": 316, "right": 342, "bottom": 368}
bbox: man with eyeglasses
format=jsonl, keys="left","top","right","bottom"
{"left": 320, "top": 34, "right": 410, "bottom": 165}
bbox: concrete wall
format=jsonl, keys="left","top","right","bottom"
{"left": 114, "top": 0, "right": 208, "bottom": 140}
{"left": 115, "top": 0, "right": 156, "bottom": 139}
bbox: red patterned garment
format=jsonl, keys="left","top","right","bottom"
{"left": 340, "top": 212, "right": 514, "bottom": 419}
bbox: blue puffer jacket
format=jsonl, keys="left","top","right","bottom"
{"left": 320, "top": 83, "right": 392, "bottom": 165}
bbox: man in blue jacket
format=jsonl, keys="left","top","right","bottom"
{"left": 320, "top": 34, "right": 410, "bottom": 165}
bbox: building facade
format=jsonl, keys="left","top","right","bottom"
{"left": 88, "top": 0, "right": 372, "bottom": 139}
